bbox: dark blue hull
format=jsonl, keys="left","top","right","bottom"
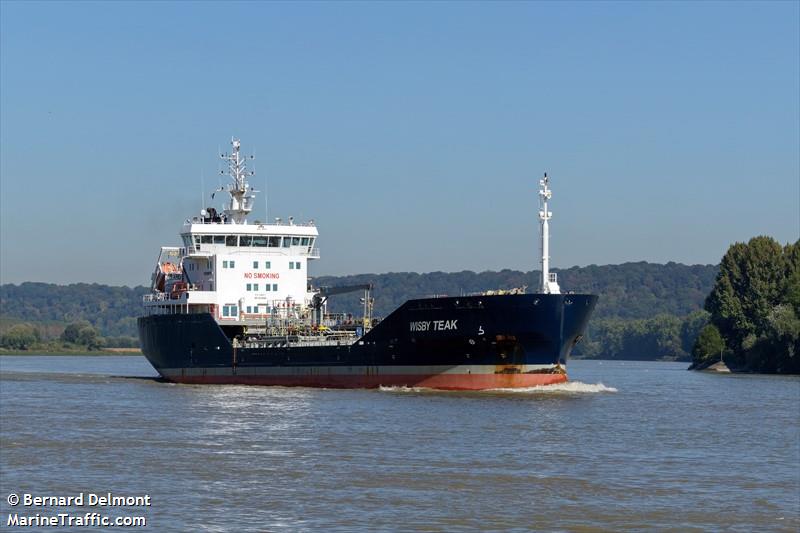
{"left": 138, "top": 293, "right": 597, "bottom": 389}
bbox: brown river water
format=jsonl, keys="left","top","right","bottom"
{"left": 1, "top": 356, "right": 798, "bottom": 531}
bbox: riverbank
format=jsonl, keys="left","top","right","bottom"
{"left": 0, "top": 347, "right": 142, "bottom": 356}
{"left": 688, "top": 357, "right": 800, "bottom": 375}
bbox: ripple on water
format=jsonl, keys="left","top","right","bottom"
{"left": 0, "top": 357, "right": 797, "bottom": 532}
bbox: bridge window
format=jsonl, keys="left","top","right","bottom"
{"left": 226, "top": 235, "right": 238, "bottom": 246}
{"left": 252, "top": 236, "right": 268, "bottom": 247}
{"left": 301, "top": 237, "right": 309, "bottom": 246}
{"left": 292, "top": 237, "right": 300, "bottom": 246}
{"left": 282, "top": 237, "right": 291, "bottom": 248}
{"left": 268, "top": 236, "right": 281, "bottom": 247}
{"left": 240, "top": 235, "right": 252, "bottom": 247}
{"left": 201, "top": 235, "right": 213, "bottom": 244}
{"left": 213, "top": 235, "right": 225, "bottom": 244}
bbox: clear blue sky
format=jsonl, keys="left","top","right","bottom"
{"left": 1, "top": 1, "right": 798, "bottom": 287}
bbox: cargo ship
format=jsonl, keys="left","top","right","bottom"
{"left": 138, "top": 139, "right": 597, "bottom": 389}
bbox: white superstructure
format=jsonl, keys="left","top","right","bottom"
{"left": 539, "top": 173, "right": 560, "bottom": 295}
{"left": 143, "top": 139, "right": 321, "bottom": 322}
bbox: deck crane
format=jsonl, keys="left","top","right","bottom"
{"left": 311, "top": 284, "right": 374, "bottom": 329}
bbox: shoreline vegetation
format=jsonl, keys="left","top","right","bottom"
{"left": 689, "top": 236, "right": 799, "bottom": 375}
{"left": 2, "top": 252, "right": 798, "bottom": 372}
{"left": 1, "top": 262, "right": 718, "bottom": 362}
{"left": 0, "top": 320, "right": 138, "bottom": 356}
{"left": 0, "top": 348, "right": 142, "bottom": 356}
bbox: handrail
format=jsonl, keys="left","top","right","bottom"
{"left": 188, "top": 218, "right": 317, "bottom": 227}
{"left": 181, "top": 246, "right": 319, "bottom": 257}
{"left": 143, "top": 293, "right": 170, "bottom": 302}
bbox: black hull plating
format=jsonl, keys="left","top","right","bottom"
{"left": 138, "top": 294, "right": 597, "bottom": 375}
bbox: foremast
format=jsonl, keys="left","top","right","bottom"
{"left": 539, "top": 173, "right": 560, "bottom": 294}
{"left": 220, "top": 138, "right": 256, "bottom": 224}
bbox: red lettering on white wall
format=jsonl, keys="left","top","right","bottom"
{"left": 243, "top": 272, "right": 280, "bottom": 280}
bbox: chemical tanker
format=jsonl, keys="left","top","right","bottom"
{"left": 138, "top": 139, "right": 597, "bottom": 389}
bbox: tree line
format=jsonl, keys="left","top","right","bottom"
{"left": 1, "top": 262, "right": 719, "bottom": 358}
{"left": 691, "top": 236, "right": 799, "bottom": 373}
{"left": 0, "top": 320, "right": 139, "bottom": 352}
{"left": 576, "top": 311, "right": 709, "bottom": 361}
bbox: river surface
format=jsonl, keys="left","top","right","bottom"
{"left": 1, "top": 356, "right": 798, "bottom": 532}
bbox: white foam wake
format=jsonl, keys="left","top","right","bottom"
{"left": 488, "top": 381, "right": 618, "bottom": 394}
{"left": 378, "top": 381, "right": 617, "bottom": 394}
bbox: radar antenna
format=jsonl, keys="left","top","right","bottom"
{"left": 219, "top": 138, "right": 258, "bottom": 224}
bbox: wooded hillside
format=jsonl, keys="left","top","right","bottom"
{"left": 1, "top": 262, "right": 718, "bottom": 359}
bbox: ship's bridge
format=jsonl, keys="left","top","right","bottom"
{"left": 181, "top": 220, "right": 319, "bottom": 259}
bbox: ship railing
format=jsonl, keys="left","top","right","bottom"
{"left": 245, "top": 333, "right": 358, "bottom": 349}
{"left": 188, "top": 217, "right": 317, "bottom": 227}
{"left": 290, "top": 338, "right": 357, "bottom": 348}
{"left": 323, "top": 313, "right": 348, "bottom": 324}
{"left": 143, "top": 293, "right": 170, "bottom": 303}
{"left": 181, "top": 245, "right": 316, "bottom": 258}
{"left": 182, "top": 247, "right": 212, "bottom": 257}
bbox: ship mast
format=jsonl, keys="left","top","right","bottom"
{"left": 220, "top": 138, "right": 256, "bottom": 224}
{"left": 539, "top": 173, "right": 560, "bottom": 294}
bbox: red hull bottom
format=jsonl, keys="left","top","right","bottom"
{"left": 161, "top": 372, "right": 569, "bottom": 390}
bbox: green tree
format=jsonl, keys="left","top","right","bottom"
{"left": 784, "top": 241, "right": 800, "bottom": 315}
{"left": 680, "top": 310, "right": 710, "bottom": 354}
{"left": 61, "top": 321, "right": 92, "bottom": 344}
{"left": 763, "top": 304, "right": 800, "bottom": 373}
{"left": 60, "top": 321, "right": 103, "bottom": 350}
{"left": 692, "top": 324, "right": 725, "bottom": 366}
{"left": 701, "top": 236, "right": 800, "bottom": 373}
{"left": 705, "top": 237, "right": 785, "bottom": 350}
{"left": 0, "top": 323, "right": 40, "bottom": 350}
{"left": 76, "top": 325, "right": 103, "bottom": 350}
